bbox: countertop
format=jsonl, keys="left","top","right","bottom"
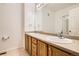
{"left": 25, "top": 32, "right": 79, "bottom": 55}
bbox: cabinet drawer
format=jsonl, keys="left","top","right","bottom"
{"left": 32, "top": 38, "right": 37, "bottom": 44}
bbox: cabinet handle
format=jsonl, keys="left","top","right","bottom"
{"left": 49, "top": 47, "right": 51, "bottom": 50}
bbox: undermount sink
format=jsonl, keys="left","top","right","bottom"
{"left": 46, "top": 36, "right": 73, "bottom": 43}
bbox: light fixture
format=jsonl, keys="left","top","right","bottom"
{"left": 36, "top": 3, "right": 47, "bottom": 9}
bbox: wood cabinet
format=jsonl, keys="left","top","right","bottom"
{"left": 25, "top": 35, "right": 32, "bottom": 55}
{"left": 28, "top": 36, "right": 32, "bottom": 55}
{"left": 48, "top": 45, "right": 53, "bottom": 56}
{"left": 25, "top": 34, "right": 29, "bottom": 51}
{"left": 52, "top": 47, "right": 70, "bottom": 56}
{"left": 32, "top": 38, "right": 37, "bottom": 44}
{"left": 48, "top": 45, "right": 71, "bottom": 56}
{"left": 25, "top": 34, "right": 74, "bottom": 56}
{"left": 32, "top": 43, "right": 37, "bottom": 56}
{"left": 32, "top": 38, "right": 37, "bottom": 56}
{"left": 38, "top": 40, "right": 47, "bottom": 56}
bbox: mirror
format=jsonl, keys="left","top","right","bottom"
{"left": 68, "top": 7, "right": 79, "bottom": 36}
{"left": 62, "top": 15, "right": 69, "bottom": 35}
{"left": 62, "top": 6, "right": 79, "bottom": 36}
{"left": 41, "top": 4, "right": 56, "bottom": 34}
{"left": 35, "top": 3, "right": 79, "bottom": 36}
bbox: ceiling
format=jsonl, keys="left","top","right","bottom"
{"left": 45, "top": 3, "right": 78, "bottom": 11}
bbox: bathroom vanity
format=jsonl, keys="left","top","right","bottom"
{"left": 24, "top": 3, "right": 79, "bottom": 56}
{"left": 25, "top": 33, "right": 79, "bottom": 56}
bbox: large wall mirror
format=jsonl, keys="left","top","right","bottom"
{"left": 68, "top": 7, "right": 79, "bottom": 36}
{"left": 62, "top": 5, "right": 79, "bottom": 36}
{"left": 35, "top": 3, "right": 79, "bottom": 36}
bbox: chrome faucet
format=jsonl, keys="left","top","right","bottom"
{"left": 58, "top": 31, "right": 64, "bottom": 39}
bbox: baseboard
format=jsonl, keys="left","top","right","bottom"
{"left": 0, "top": 51, "right": 7, "bottom": 55}
{"left": 6, "top": 46, "right": 24, "bottom": 52}
{"left": 0, "top": 47, "right": 23, "bottom": 55}
{"left": 0, "top": 46, "right": 24, "bottom": 52}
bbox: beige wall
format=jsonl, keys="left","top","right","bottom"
{"left": 0, "top": 3, "right": 24, "bottom": 51}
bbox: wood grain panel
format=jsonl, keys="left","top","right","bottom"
{"left": 32, "top": 42, "right": 37, "bottom": 56}
{"left": 28, "top": 36, "right": 32, "bottom": 55}
{"left": 52, "top": 47, "right": 70, "bottom": 56}
{"left": 25, "top": 35, "right": 29, "bottom": 51}
{"left": 38, "top": 40, "right": 47, "bottom": 56}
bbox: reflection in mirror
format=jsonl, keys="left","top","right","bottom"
{"left": 62, "top": 6, "right": 79, "bottom": 36}
{"left": 35, "top": 3, "right": 79, "bottom": 36}
{"left": 62, "top": 15, "right": 69, "bottom": 35}
{"left": 69, "top": 7, "right": 79, "bottom": 36}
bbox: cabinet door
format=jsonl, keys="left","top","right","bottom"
{"left": 38, "top": 40, "right": 47, "bottom": 56}
{"left": 32, "top": 43, "right": 37, "bottom": 56}
{"left": 28, "top": 36, "right": 32, "bottom": 55}
{"left": 52, "top": 47, "right": 70, "bottom": 56}
{"left": 48, "top": 45, "right": 71, "bottom": 56}
{"left": 48, "top": 45, "right": 53, "bottom": 56}
{"left": 32, "top": 38, "right": 37, "bottom": 56}
{"left": 25, "top": 34, "right": 29, "bottom": 51}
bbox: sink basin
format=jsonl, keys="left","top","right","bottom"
{"left": 46, "top": 37, "right": 73, "bottom": 43}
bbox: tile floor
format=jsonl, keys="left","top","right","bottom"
{"left": 0, "top": 48, "right": 29, "bottom": 56}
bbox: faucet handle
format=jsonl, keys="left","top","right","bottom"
{"left": 69, "top": 30, "right": 71, "bottom": 32}
{"left": 60, "top": 31, "right": 63, "bottom": 34}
